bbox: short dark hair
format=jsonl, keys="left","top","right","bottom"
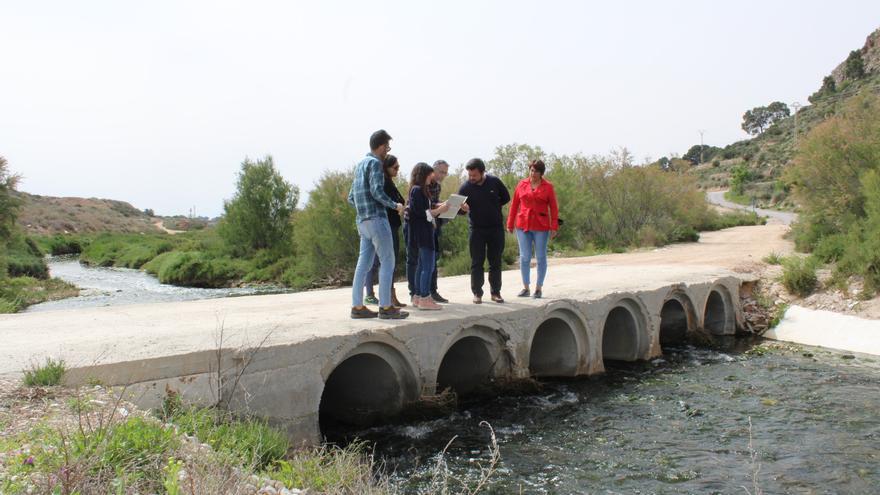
{"left": 369, "top": 129, "right": 392, "bottom": 150}
{"left": 465, "top": 158, "right": 485, "bottom": 172}
{"left": 432, "top": 159, "right": 449, "bottom": 169}
{"left": 529, "top": 159, "right": 546, "bottom": 175}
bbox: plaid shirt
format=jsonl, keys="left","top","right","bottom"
{"left": 348, "top": 153, "right": 398, "bottom": 223}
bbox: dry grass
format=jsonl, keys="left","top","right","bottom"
{"left": 14, "top": 192, "right": 160, "bottom": 235}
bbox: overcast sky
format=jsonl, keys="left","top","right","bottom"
{"left": 2, "top": 1, "right": 879, "bottom": 217}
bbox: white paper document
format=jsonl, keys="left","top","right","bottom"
{"left": 438, "top": 194, "right": 467, "bottom": 219}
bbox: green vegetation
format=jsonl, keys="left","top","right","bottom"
{"left": 781, "top": 256, "right": 819, "bottom": 298}
{"left": 0, "top": 156, "right": 80, "bottom": 312}
{"left": 22, "top": 357, "right": 66, "bottom": 386}
{"left": 741, "top": 102, "right": 790, "bottom": 136}
{"left": 218, "top": 155, "right": 299, "bottom": 256}
{"left": 787, "top": 94, "right": 880, "bottom": 295}
{"left": 763, "top": 252, "right": 783, "bottom": 265}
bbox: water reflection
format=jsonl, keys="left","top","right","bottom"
{"left": 26, "top": 256, "right": 284, "bottom": 312}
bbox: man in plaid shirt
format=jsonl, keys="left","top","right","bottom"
{"left": 347, "top": 130, "right": 408, "bottom": 319}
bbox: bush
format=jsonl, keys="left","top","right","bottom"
{"left": 40, "top": 234, "right": 86, "bottom": 255}
{"left": 23, "top": 357, "right": 66, "bottom": 386}
{"left": 266, "top": 441, "right": 387, "bottom": 493}
{"left": 219, "top": 156, "right": 299, "bottom": 255}
{"left": 781, "top": 256, "right": 818, "bottom": 297}
{"left": 144, "top": 251, "right": 246, "bottom": 288}
{"left": 81, "top": 233, "right": 174, "bottom": 268}
{"left": 291, "top": 170, "right": 360, "bottom": 285}
{"left": 762, "top": 252, "right": 782, "bottom": 265}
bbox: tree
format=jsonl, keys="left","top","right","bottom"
{"left": 218, "top": 156, "right": 299, "bottom": 255}
{"left": 487, "top": 143, "right": 546, "bottom": 190}
{"left": 844, "top": 50, "right": 866, "bottom": 80}
{"left": 741, "top": 102, "right": 790, "bottom": 136}
{"left": 0, "top": 156, "right": 21, "bottom": 244}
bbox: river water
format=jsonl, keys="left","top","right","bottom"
{"left": 26, "top": 256, "right": 280, "bottom": 312}
{"left": 353, "top": 342, "right": 879, "bottom": 494}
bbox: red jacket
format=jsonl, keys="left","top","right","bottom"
{"left": 507, "top": 178, "right": 559, "bottom": 232}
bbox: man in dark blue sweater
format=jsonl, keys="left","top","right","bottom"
{"left": 457, "top": 158, "right": 511, "bottom": 304}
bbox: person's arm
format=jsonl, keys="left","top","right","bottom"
{"left": 498, "top": 177, "right": 511, "bottom": 206}
{"left": 457, "top": 183, "right": 470, "bottom": 215}
{"left": 547, "top": 182, "right": 559, "bottom": 237}
{"left": 368, "top": 159, "right": 399, "bottom": 210}
{"left": 506, "top": 183, "right": 520, "bottom": 233}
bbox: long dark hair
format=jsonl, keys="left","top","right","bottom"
{"left": 383, "top": 154, "right": 398, "bottom": 179}
{"left": 408, "top": 162, "right": 433, "bottom": 200}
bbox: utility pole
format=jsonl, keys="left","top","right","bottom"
{"left": 791, "top": 101, "right": 802, "bottom": 146}
{"left": 698, "top": 129, "right": 705, "bottom": 164}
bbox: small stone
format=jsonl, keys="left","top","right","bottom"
{"left": 841, "top": 354, "right": 856, "bottom": 360}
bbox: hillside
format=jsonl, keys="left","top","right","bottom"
{"left": 683, "top": 26, "right": 880, "bottom": 208}
{"left": 14, "top": 191, "right": 162, "bottom": 235}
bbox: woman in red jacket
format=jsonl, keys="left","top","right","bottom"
{"left": 506, "top": 159, "right": 559, "bottom": 299}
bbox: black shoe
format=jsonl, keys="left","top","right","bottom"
{"left": 351, "top": 306, "right": 378, "bottom": 319}
{"left": 490, "top": 293, "right": 505, "bottom": 304}
{"left": 533, "top": 289, "right": 542, "bottom": 299}
{"left": 379, "top": 306, "right": 410, "bottom": 320}
{"left": 431, "top": 292, "right": 449, "bottom": 303}
{"left": 517, "top": 288, "right": 530, "bottom": 297}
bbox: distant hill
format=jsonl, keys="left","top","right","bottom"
{"left": 679, "top": 26, "right": 880, "bottom": 208}
{"left": 15, "top": 191, "right": 162, "bottom": 235}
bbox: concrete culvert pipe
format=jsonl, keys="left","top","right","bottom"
{"left": 704, "top": 290, "right": 729, "bottom": 335}
{"left": 529, "top": 317, "right": 578, "bottom": 377}
{"left": 660, "top": 299, "right": 689, "bottom": 346}
{"left": 602, "top": 306, "right": 640, "bottom": 362}
{"left": 437, "top": 336, "right": 494, "bottom": 396}
{"left": 319, "top": 353, "right": 403, "bottom": 428}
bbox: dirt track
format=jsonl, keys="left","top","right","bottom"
{"left": 552, "top": 224, "right": 794, "bottom": 277}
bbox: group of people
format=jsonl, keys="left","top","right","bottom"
{"left": 348, "top": 129, "right": 559, "bottom": 320}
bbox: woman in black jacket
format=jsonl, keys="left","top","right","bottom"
{"left": 365, "top": 155, "right": 408, "bottom": 307}
{"left": 407, "top": 163, "right": 449, "bottom": 310}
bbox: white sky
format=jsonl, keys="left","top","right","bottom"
{"left": 2, "top": 1, "right": 879, "bottom": 217}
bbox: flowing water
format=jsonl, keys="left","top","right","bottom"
{"left": 26, "top": 256, "right": 283, "bottom": 312}
{"left": 353, "top": 342, "right": 880, "bottom": 494}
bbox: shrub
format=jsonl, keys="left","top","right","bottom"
{"left": 291, "top": 170, "right": 359, "bottom": 285}
{"left": 46, "top": 235, "right": 85, "bottom": 255}
{"left": 144, "top": 251, "right": 245, "bottom": 288}
{"left": 781, "top": 256, "right": 818, "bottom": 297}
{"left": 23, "top": 357, "right": 66, "bottom": 386}
{"left": 266, "top": 441, "right": 388, "bottom": 493}
{"left": 81, "top": 233, "right": 174, "bottom": 268}
{"left": 219, "top": 155, "right": 299, "bottom": 255}
{"left": 762, "top": 252, "right": 782, "bottom": 265}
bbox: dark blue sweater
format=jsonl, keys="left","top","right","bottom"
{"left": 407, "top": 186, "right": 435, "bottom": 249}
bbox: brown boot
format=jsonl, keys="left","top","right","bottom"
{"left": 391, "top": 287, "right": 407, "bottom": 308}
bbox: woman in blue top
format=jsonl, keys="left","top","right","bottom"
{"left": 407, "top": 163, "right": 449, "bottom": 310}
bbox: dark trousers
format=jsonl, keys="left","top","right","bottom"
{"left": 405, "top": 224, "right": 441, "bottom": 295}
{"left": 366, "top": 224, "right": 400, "bottom": 296}
{"left": 469, "top": 226, "right": 505, "bottom": 297}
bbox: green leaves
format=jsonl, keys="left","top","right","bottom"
{"left": 219, "top": 156, "right": 300, "bottom": 256}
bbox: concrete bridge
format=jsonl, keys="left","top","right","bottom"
{"left": 0, "top": 262, "right": 744, "bottom": 445}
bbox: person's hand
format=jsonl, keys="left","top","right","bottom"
{"left": 551, "top": 230, "right": 558, "bottom": 239}
{"left": 396, "top": 203, "right": 405, "bottom": 215}
{"left": 460, "top": 202, "right": 470, "bottom": 213}
{"left": 440, "top": 202, "right": 450, "bottom": 213}
{"left": 507, "top": 226, "right": 514, "bottom": 234}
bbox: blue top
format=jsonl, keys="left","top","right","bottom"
{"left": 406, "top": 186, "right": 435, "bottom": 249}
{"left": 348, "top": 153, "right": 399, "bottom": 223}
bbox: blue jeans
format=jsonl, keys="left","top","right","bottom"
{"left": 515, "top": 228, "right": 549, "bottom": 287}
{"left": 416, "top": 247, "right": 436, "bottom": 298}
{"left": 352, "top": 217, "right": 395, "bottom": 308}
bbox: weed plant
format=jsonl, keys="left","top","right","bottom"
{"left": 781, "top": 256, "right": 819, "bottom": 297}
{"left": 22, "top": 357, "right": 66, "bottom": 386}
